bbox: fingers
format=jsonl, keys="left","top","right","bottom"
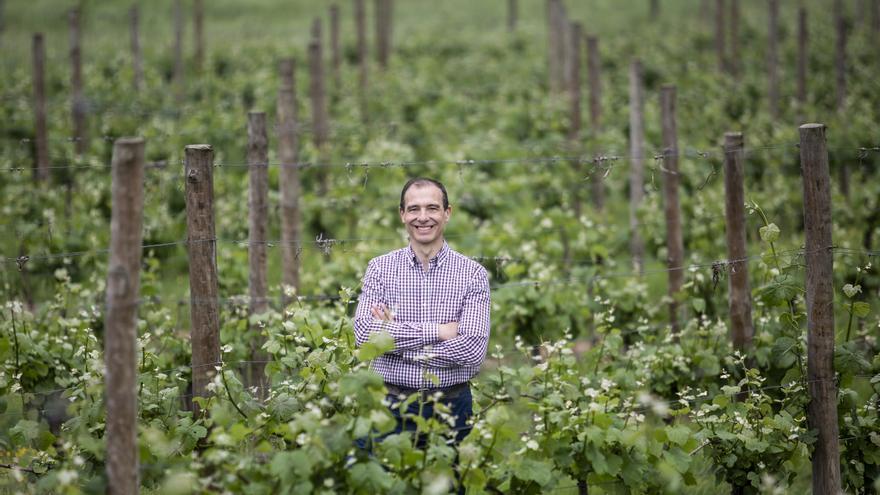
{"left": 371, "top": 303, "right": 393, "bottom": 321}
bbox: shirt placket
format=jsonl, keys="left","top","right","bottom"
{"left": 420, "top": 262, "right": 431, "bottom": 389}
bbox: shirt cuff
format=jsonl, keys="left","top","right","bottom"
{"left": 423, "top": 322, "right": 439, "bottom": 346}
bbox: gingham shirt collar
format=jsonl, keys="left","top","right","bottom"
{"left": 405, "top": 241, "right": 450, "bottom": 268}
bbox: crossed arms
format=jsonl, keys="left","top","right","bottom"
{"left": 353, "top": 260, "right": 490, "bottom": 368}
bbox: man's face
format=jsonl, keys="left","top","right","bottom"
{"left": 399, "top": 184, "right": 451, "bottom": 249}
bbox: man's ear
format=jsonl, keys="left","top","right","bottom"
{"left": 444, "top": 206, "right": 452, "bottom": 222}
{"left": 399, "top": 208, "right": 406, "bottom": 224}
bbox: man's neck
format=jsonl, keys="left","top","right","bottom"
{"left": 411, "top": 241, "right": 443, "bottom": 270}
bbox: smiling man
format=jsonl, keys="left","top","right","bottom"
{"left": 353, "top": 177, "right": 491, "bottom": 450}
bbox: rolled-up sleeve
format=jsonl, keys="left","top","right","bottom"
{"left": 353, "top": 259, "right": 440, "bottom": 351}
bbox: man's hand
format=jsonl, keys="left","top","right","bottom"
{"left": 371, "top": 303, "right": 394, "bottom": 322}
{"left": 438, "top": 321, "right": 459, "bottom": 341}
{"left": 373, "top": 303, "right": 457, "bottom": 340}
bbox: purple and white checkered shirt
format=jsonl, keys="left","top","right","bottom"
{"left": 353, "top": 242, "right": 491, "bottom": 389}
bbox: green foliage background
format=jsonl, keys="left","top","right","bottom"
{"left": 0, "top": 0, "right": 879, "bottom": 493}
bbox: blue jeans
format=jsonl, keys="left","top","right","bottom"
{"left": 355, "top": 385, "right": 473, "bottom": 451}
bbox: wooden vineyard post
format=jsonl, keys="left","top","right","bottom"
{"left": 309, "top": 20, "right": 330, "bottom": 193}
{"left": 247, "top": 112, "right": 269, "bottom": 392}
{"left": 799, "top": 123, "right": 842, "bottom": 495}
{"left": 715, "top": 0, "right": 726, "bottom": 74}
{"left": 330, "top": 4, "right": 341, "bottom": 94}
{"left": 628, "top": 60, "right": 646, "bottom": 275}
{"left": 546, "top": 0, "right": 556, "bottom": 93}
{"left": 722, "top": 132, "right": 753, "bottom": 350}
{"left": 834, "top": 0, "right": 850, "bottom": 199}
{"left": 797, "top": 6, "right": 808, "bottom": 107}
{"left": 587, "top": 35, "right": 604, "bottom": 212}
{"left": 130, "top": 6, "right": 144, "bottom": 92}
{"left": 729, "top": 0, "right": 739, "bottom": 78}
{"left": 375, "top": 0, "right": 392, "bottom": 69}
{"left": 194, "top": 0, "right": 205, "bottom": 73}
{"left": 354, "top": 0, "right": 368, "bottom": 121}
{"left": 104, "top": 137, "right": 145, "bottom": 495}
{"left": 834, "top": 0, "right": 847, "bottom": 112}
{"left": 278, "top": 59, "right": 302, "bottom": 301}
{"left": 374, "top": 0, "right": 383, "bottom": 68}
{"left": 32, "top": 33, "right": 49, "bottom": 182}
{"left": 69, "top": 8, "right": 87, "bottom": 155}
{"left": 184, "top": 145, "right": 221, "bottom": 417}
{"left": 567, "top": 22, "right": 582, "bottom": 222}
{"left": 248, "top": 113, "right": 269, "bottom": 315}
{"left": 508, "top": 0, "right": 517, "bottom": 31}
{"left": 567, "top": 23, "right": 581, "bottom": 143}
{"left": 173, "top": 0, "right": 185, "bottom": 104}
{"left": 558, "top": 3, "right": 570, "bottom": 94}
{"left": 660, "top": 86, "right": 684, "bottom": 332}
{"left": 873, "top": 0, "right": 880, "bottom": 43}
{"left": 767, "top": 0, "right": 780, "bottom": 120}
{"left": 546, "top": 0, "right": 565, "bottom": 94}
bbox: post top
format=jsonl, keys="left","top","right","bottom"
{"left": 185, "top": 144, "right": 213, "bottom": 151}
{"left": 799, "top": 123, "right": 825, "bottom": 129}
{"left": 724, "top": 132, "right": 743, "bottom": 138}
{"left": 114, "top": 137, "right": 145, "bottom": 145}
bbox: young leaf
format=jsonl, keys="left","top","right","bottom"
{"left": 759, "top": 223, "right": 780, "bottom": 243}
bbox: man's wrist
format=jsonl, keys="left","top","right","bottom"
{"left": 424, "top": 322, "right": 439, "bottom": 345}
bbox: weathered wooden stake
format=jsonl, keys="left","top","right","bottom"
{"left": 558, "top": 3, "right": 570, "bottom": 93}
{"left": 797, "top": 6, "right": 808, "bottom": 106}
{"left": 834, "top": 0, "right": 847, "bottom": 112}
{"left": 248, "top": 112, "right": 269, "bottom": 316}
{"left": 873, "top": 0, "right": 880, "bottom": 41}
{"left": 130, "top": 6, "right": 144, "bottom": 91}
{"left": 547, "top": 0, "right": 565, "bottom": 93}
{"left": 508, "top": 0, "right": 518, "bottom": 31}
{"left": 194, "top": 0, "right": 205, "bottom": 72}
{"left": 729, "top": 0, "right": 739, "bottom": 78}
{"left": 567, "top": 22, "right": 582, "bottom": 223}
{"left": 834, "top": 1, "right": 850, "bottom": 199}
{"left": 567, "top": 23, "right": 581, "bottom": 143}
{"left": 660, "top": 86, "right": 684, "bottom": 332}
{"left": 375, "top": 0, "right": 392, "bottom": 69}
{"left": 184, "top": 144, "right": 221, "bottom": 418}
{"left": 628, "top": 60, "right": 646, "bottom": 275}
{"left": 0, "top": 0, "right": 5, "bottom": 48}
{"left": 715, "top": 0, "right": 726, "bottom": 73}
{"left": 69, "top": 8, "right": 87, "bottom": 155}
{"left": 767, "top": 0, "right": 780, "bottom": 120}
{"left": 173, "top": 0, "right": 185, "bottom": 104}
{"left": 32, "top": 33, "right": 49, "bottom": 182}
{"left": 247, "top": 112, "right": 269, "bottom": 392}
{"left": 330, "top": 4, "right": 341, "bottom": 93}
{"left": 355, "top": 0, "right": 369, "bottom": 121}
{"left": 309, "top": 21, "right": 330, "bottom": 192}
{"left": 650, "top": 0, "right": 659, "bottom": 18}
{"left": 799, "top": 123, "right": 842, "bottom": 495}
{"left": 278, "top": 59, "right": 302, "bottom": 300}
{"left": 105, "top": 137, "right": 145, "bottom": 495}
{"left": 722, "top": 132, "right": 753, "bottom": 350}
{"left": 586, "top": 35, "right": 604, "bottom": 211}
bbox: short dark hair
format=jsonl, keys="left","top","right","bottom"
{"left": 399, "top": 177, "right": 449, "bottom": 211}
